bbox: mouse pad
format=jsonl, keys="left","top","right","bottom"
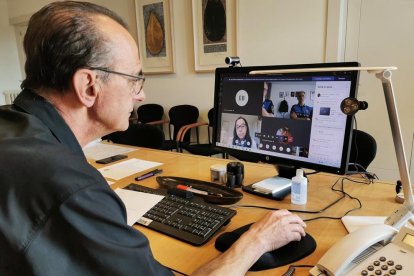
{"left": 215, "top": 223, "right": 316, "bottom": 271}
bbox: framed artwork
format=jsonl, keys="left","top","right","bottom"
{"left": 192, "top": 0, "right": 237, "bottom": 72}
{"left": 135, "top": 0, "right": 175, "bottom": 74}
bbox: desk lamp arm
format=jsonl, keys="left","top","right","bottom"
{"left": 374, "top": 70, "right": 414, "bottom": 229}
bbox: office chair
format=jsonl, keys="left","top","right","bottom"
{"left": 160, "top": 105, "right": 199, "bottom": 151}
{"left": 348, "top": 129, "right": 377, "bottom": 172}
{"left": 136, "top": 103, "right": 164, "bottom": 124}
{"left": 103, "top": 123, "right": 165, "bottom": 149}
{"left": 180, "top": 108, "right": 226, "bottom": 158}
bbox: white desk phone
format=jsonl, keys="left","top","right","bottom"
{"left": 311, "top": 67, "right": 414, "bottom": 276}
{"left": 309, "top": 224, "right": 414, "bottom": 275}
{"left": 252, "top": 67, "right": 414, "bottom": 276}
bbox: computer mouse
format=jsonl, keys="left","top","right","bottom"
{"left": 215, "top": 223, "right": 316, "bottom": 271}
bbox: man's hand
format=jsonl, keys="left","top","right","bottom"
{"left": 244, "top": 210, "right": 307, "bottom": 253}
{"left": 192, "top": 210, "right": 306, "bottom": 276}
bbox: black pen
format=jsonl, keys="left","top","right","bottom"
{"left": 135, "top": 169, "right": 163, "bottom": 181}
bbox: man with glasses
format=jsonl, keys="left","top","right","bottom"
{"left": 0, "top": 2, "right": 306, "bottom": 275}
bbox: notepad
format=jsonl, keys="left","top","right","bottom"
{"left": 114, "top": 188, "right": 164, "bottom": 226}
{"left": 98, "top": 158, "right": 162, "bottom": 180}
{"left": 83, "top": 141, "right": 135, "bottom": 160}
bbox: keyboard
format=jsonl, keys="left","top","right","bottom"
{"left": 124, "top": 183, "right": 237, "bottom": 246}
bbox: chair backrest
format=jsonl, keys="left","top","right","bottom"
{"left": 207, "top": 108, "right": 216, "bottom": 143}
{"left": 3, "top": 90, "right": 20, "bottom": 105}
{"left": 137, "top": 103, "right": 164, "bottom": 123}
{"left": 168, "top": 105, "right": 199, "bottom": 142}
{"left": 104, "top": 124, "right": 165, "bottom": 149}
{"left": 349, "top": 129, "right": 377, "bottom": 171}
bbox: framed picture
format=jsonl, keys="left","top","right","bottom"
{"left": 135, "top": 0, "right": 175, "bottom": 74}
{"left": 192, "top": 0, "right": 237, "bottom": 72}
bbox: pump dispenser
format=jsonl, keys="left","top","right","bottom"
{"left": 291, "top": 169, "right": 307, "bottom": 205}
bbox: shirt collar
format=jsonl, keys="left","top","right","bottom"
{"left": 13, "top": 89, "right": 84, "bottom": 155}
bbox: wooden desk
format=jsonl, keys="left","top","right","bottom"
{"left": 97, "top": 147, "right": 400, "bottom": 275}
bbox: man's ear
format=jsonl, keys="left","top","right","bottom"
{"left": 72, "top": 69, "right": 99, "bottom": 108}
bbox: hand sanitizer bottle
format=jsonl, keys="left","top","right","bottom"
{"left": 291, "top": 169, "right": 307, "bottom": 205}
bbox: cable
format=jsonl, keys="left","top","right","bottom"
{"left": 345, "top": 165, "right": 378, "bottom": 183}
{"left": 282, "top": 265, "right": 314, "bottom": 276}
{"left": 166, "top": 267, "right": 189, "bottom": 276}
{"left": 302, "top": 177, "right": 363, "bottom": 222}
{"left": 234, "top": 191, "right": 345, "bottom": 214}
{"left": 234, "top": 176, "right": 363, "bottom": 222}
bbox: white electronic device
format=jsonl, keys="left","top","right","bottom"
{"left": 309, "top": 225, "right": 414, "bottom": 275}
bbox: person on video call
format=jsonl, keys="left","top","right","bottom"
{"left": 290, "top": 91, "right": 313, "bottom": 120}
{"left": 0, "top": 2, "right": 306, "bottom": 275}
{"left": 262, "top": 82, "right": 274, "bottom": 117}
{"left": 232, "top": 116, "right": 254, "bottom": 148}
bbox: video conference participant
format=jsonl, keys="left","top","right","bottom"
{"left": 262, "top": 82, "right": 275, "bottom": 117}
{"left": 0, "top": 2, "right": 306, "bottom": 275}
{"left": 290, "top": 91, "right": 313, "bottom": 120}
{"left": 232, "top": 116, "right": 253, "bottom": 148}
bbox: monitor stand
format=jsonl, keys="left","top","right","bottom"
{"left": 242, "top": 165, "right": 299, "bottom": 200}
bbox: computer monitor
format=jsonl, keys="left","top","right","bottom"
{"left": 213, "top": 62, "right": 360, "bottom": 185}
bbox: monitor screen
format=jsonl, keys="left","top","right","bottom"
{"left": 213, "top": 62, "right": 360, "bottom": 176}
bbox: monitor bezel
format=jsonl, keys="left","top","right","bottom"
{"left": 212, "top": 62, "right": 360, "bottom": 175}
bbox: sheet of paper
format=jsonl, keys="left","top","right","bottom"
{"left": 83, "top": 142, "right": 135, "bottom": 160}
{"left": 115, "top": 188, "right": 164, "bottom": 226}
{"left": 341, "top": 216, "right": 386, "bottom": 233}
{"left": 98, "top": 158, "right": 162, "bottom": 180}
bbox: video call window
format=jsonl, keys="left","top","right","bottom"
{"left": 216, "top": 73, "right": 353, "bottom": 168}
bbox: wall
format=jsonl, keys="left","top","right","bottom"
{"left": 3, "top": 0, "right": 328, "bottom": 118}
{"left": 2, "top": 0, "right": 412, "bottom": 182}
{"left": 345, "top": 0, "right": 414, "bottom": 182}
{"left": 0, "top": 0, "right": 21, "bottom": 105}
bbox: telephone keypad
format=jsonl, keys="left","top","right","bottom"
{"left": 360, "top": 258, "right": 403, "bottom": 275}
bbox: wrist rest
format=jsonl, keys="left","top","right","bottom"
{"left": 156, "top": 176, "right": 243, "bottom": 205}
{"left": 215, "top": 223, "right": 316, "bottom": 271}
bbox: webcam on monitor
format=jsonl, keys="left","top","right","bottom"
{"left": 225, "top": 56, "right": 241, "bottom": 67}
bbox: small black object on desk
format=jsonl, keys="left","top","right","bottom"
{"left": 215, "top": 223, "right": 316, "bottom": 271}
{"left": 95, "top": 154, "right": 127, "bottom": 164}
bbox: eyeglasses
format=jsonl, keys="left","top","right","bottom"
{"left": 88, "top": 67, "right": 145, "bottom": 95}
{"left": 236, "top": 124, "right": 247, "bottom": 130}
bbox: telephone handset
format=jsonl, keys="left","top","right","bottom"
{"left": 310, "top": 224, "right": 397, "bottom": 276}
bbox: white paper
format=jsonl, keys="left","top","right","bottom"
{"left": 83, "top": 142, "right": 135, "bottom": 160}
{"left": 98, "top": 158, "right": 162, "bottom": 180}
{"left": 115, "top": 188, "right": 164, "bottom": 226}
{"left": 341, "top": 216, "right": 386, "bottom": 233}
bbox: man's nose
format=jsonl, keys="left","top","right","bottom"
{"left": 134, "top": 89, "right": 146, "bottom": 102}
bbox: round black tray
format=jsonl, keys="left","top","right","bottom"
{"left": 156, "top": 176, "right": 243, "bottom": 204}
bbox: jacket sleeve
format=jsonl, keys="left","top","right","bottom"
{"left": 25, "top": 183, "right": 173, "bottom": 276}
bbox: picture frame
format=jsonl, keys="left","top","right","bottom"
{"left": 135, "top": 0, "right": 175, "bottom": 74}
{"left": 192, "top": 0, "right": 237, "bottom": 72}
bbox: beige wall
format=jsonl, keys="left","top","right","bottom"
{"left": 1, "top": 0, "right": 413, "bottom": 182}
{"left": 345, "top": 0, "right": 414, "bottom": 182}
{"left": 0, "top": 0, "right": 21, "bottom": 105}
